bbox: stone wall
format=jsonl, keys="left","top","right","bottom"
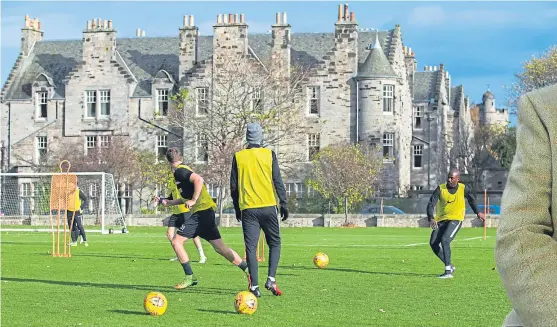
{"left": 0, "top": 213, "right": 500, "bottom": 229}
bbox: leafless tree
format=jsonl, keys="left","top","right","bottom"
{"left": 168, "top": 54, "right": 312, "bottom": 218}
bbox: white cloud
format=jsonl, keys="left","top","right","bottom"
{"left": 1, "top": 13, "right": 81, "bottom": 48}
{"left": 408, "top": 6, "right": 446, "bottom": 27}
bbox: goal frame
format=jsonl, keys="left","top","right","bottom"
{"left": 0, "top": 172, "right": 128, "bottom": 234}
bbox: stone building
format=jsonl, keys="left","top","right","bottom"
{"left": 1, "top": 5, "right": 501, "bottom": 213}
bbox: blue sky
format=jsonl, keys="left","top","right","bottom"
{"left": 3, "top": 1, "right": 557, "bottom": 127}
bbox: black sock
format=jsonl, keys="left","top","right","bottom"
{"left": 238, "top": 261, "right": 248, "bottom": 271}
{"left": 181, "top": 261, "right": 193, "bottom": 275}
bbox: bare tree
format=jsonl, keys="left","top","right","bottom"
{"left": 307, "top": 142, "right": 383, "bottom": 225}
{"left": 449, "top": 124, "right": 510, "bottom": 192}
{"left": 169, "top": 54, "right": 312, "bottom": 218}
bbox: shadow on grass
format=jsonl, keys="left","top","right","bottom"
{"left": 196, "top": 309, "right": 237, "bottom": 315}
{"left": 1, "top": 277, "right": 240, "bottom": 296}
{"left": 212, "top": 263, "right": 299, "bottom": 277}
{"left": 280, "top": 265, "right": 438, "bottom": 277}
{"left": 109, "top": 309, "right": 147, "bottom": 316}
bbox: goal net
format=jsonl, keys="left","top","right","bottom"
{"left": 0, "top": 172, "right": 128, "bottom": 234}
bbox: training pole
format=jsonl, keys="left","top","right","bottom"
{"left": 483, "top": 189, "right": 487, "bottom": 240}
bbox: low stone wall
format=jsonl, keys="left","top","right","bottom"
{"left": 0, "top": 213, "right": 500, "bottom": 228}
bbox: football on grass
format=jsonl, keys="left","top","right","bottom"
{"left": 144, "top": 291, "right": 168, "bottom": 316}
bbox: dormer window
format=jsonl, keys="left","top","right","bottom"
{"left": 157, "top": 89, "right": 169, "bottom": 116}
{"left": 36, "top": 91, "right": 47, "bottom": 119}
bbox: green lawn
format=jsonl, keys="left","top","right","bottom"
{"left": 1, "top": 226, "right": 511, "bottom": 327}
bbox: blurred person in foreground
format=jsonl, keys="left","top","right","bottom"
{"left": 495, "top": 83, "right": 557, "bottom": 327}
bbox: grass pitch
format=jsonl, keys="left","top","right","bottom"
{"left": 1, "top": 226, "right": 511, "bottom": 327}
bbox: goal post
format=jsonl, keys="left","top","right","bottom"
{"left": 0, "top": 172, "right": 128, "bottom": 234}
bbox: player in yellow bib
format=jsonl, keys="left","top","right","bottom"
{"left": 230, "top": 123, "right": 288, "bottom": 297}
{"left": 66, "top": 181, "right": 89, "bottom": 247}
{"left": 426, "top": 168, "right": 485, "bottom": 278}
{"left": 155, "top": 176, "right": 207, "bottom": 263}
{"left": 159, "top": 147, "right": 248, "bottom": 290}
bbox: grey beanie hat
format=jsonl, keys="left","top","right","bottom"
{"left": 246, "top": 123, "right": 263, "bottom": 145}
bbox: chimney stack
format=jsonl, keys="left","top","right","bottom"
{"left": 22, "top": 14, "right": 44, "bottom": 56}
{"left": 82, "top": 17, "right": 117, "bottom": 64}
{"left": 179, "top": 13, "right": 199, "bottom": 82}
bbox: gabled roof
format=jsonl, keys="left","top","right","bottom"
{"left": 355, "top": 32, "right": 397, "bottom": 79}
{"left": 412, "top": 71, "right": 440, "bottom": 102}
{"left": 2, "top": 30, "right": 394, "bottom": 100}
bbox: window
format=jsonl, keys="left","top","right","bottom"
{"left": 99, "top": 136, "right": 111, "bottom": 148}
{"left": 85, "top": 90, "right": 111, "bottom": 119}
{"left": 285, "top": 183, "right": 294, "bottom": 197}
{"left": 21, "top": 183, "right": 32, "bottom": 197}
{"left": 90, "top": 184, "right": 98, "bottom": 198}
{"left": 157, "top": 135, "right": 168, "bottom": 161}
{"left": 206, "top": 184, "right": 220, "bottom": 199}
{"left": 36, "top": 92, "right": 47, "bottom": 119}
{"left": 308, "top": 86, "right": 320, "bottom": 115}
{"left": 382, "top": 85, "right": 394, "bottom": 113}
{"left": 383, "top": 133, "right": 394, "bottom": 158}
{"left": 413, "top": 145, "right": 423, "bottom": 168}
{"left": 157, "top": 89, "right": 169, "bottom": 116}
{"left": 307, "top": 185, "right": 317, "bottom": 198}
{"left": 413, "top": 106, "right": 423, "bottom": 129}
{"left": 86, "top": 91, "right": 97, "bottom": 118}
{"left": 252, "top": 89, "right": 263, "bottom": 113}
{"left": 196, "top": 87, "right": 209, "bottom": 115}
{"left": 308, "top": 133, "right": 320, "bottom": 161}
{"left": 121, "top": 183, "right": 133, "bottom": 214}
{"left": 295, "top": 183, "right": 304, "bottom": 199}
{"left": 86, "top": 136, "right": 97, "bottom": 153}
{"left": 99, "top": 90, "right": 111, "bottom": 117}
{"left": 123, "top": 183, "right": 132, "bottom": 197}
{"left": 36, "top": 136, "right": 47, "bottom": 164}
{"left": 195, "top": 135, "right": 208, "bottom": 162}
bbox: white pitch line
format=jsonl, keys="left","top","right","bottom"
{"left": 405, "top": 236, "right": 487, "bottom": 247}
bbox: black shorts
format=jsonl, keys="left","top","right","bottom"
{"left": 176, "top": 208, "right": 221, "bottom": 241}
{"left": 168, "top": 212, "right": 190, "bottom": 228}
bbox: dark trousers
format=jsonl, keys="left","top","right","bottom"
{"left": 67, "top": 210, "right": 86, "bottom": 243}
{"left": 242, "top": 206, "right": 281, "bottom": 287}
{"left": 429, "top": 219, "right": 462, "bottom": 267}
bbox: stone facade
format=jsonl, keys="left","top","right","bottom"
{"left": 1, "top": 5, "right": 507, "bottom": 214}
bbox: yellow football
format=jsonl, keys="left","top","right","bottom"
{"left": 313, "top": 252, "right": 329, "bottom": 269}
{"left": 143, "top": 291, "right": 168, "bottom": 316}
{"left": 234, "top": 291, "right": 258, "bottom": 315}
